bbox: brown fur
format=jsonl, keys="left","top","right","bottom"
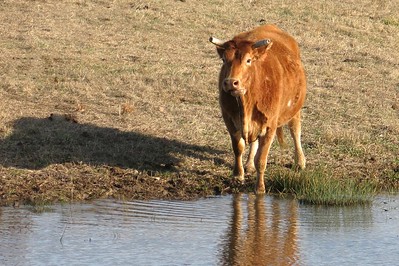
{"left": 211, "top": 25, "right": 306, "bottom": 193}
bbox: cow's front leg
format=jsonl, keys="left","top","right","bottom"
{"left": 255, "top": 127, "right": 277, "bottom": 194}
{"left": 230, "top": 132, "right": 245, "bottom": 182}
{"left": 244, "top": 139, "right": 258, "bottom": 174}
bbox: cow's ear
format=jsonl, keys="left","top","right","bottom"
{"left": 252, "top": 39, "right": 273, "bottom": 61}
{"left": 216, "top": 47, "right": 225, "bottom": 59}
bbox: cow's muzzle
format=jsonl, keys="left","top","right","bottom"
{"left": 223, "top": 78, "right": 246, "bottom": 97}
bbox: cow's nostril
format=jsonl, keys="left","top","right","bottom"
{"left": 223, "top": 78, "right": 240, "bottom": 90}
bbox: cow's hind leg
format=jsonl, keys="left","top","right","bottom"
{"left": 230, "top": 132, "right": 246, "bottom": 182}
{"left": 254, "top": 126, "right": 277, "bottom": 194}
{"left": 276, "top": 126, "right": 288, "bottom": 149}
{"left": 275, "top": 126, "right": 288, "bottom": 166}
{"left": 288, "top": 111, "right": 306, "bottom": 170}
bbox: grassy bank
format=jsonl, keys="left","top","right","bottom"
{"left": 0, "top": 0, "right": 398, "bottom": 206}
{"left": 267, "top": 166, "right": 377, "bottom": 205}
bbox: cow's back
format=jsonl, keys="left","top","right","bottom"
{"left": 233, "top": 25, "right": 300, "bottom": 61}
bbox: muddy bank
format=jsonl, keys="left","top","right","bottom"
{"left": 0, "top": 164, "right": 251, "bottom": 207}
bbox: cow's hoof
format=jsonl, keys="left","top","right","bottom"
{"left": 294, "top": 162, "right": 306, "bottom": 171}
{"left": 255, "top": 185, "right": 266, "bottom": 194}
{"left": 294, "top": 157, "right": 306, "bottom": 171}
{"left": 233, "top": 175, "right": 245, "bottom": 184}
{"left": 244, "top": 164, "right": 256, "bottom": 174}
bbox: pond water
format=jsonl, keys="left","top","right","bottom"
{"left": 0, "top": 194, "right": 398, "bottom": 265}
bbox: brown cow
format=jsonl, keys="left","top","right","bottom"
{"left": 210, "top": 24, "right": 306, "bottom": 194}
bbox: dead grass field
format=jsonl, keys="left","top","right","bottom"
{"left": 0, "top": 0, "right": 398, "bottom": 206}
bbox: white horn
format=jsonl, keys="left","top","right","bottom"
{"left": 252, "top": 39, "right": 271, "bottom": 48}
{"left": 209, "top": 36, "right": 225, "bottom": 46}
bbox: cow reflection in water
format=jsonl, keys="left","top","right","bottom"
{"left": 220, "top": 194, "right": 298, "bottom": 265}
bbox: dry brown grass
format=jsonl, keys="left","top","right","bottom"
{"left": 0, "top": 0, "right": 398, "bottom": 206}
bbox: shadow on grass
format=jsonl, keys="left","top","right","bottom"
{"left": 0, "top": 116, "right": 226, "bottom": 172}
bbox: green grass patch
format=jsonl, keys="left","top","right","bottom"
{"left": 385, "top": 166, "right": 399, "bottom": 185}
{"left": 382, "top": 17, "right": 399, "bottom": 27}
{"left": 268, "top": 167, "right": 377, "bottom": 206}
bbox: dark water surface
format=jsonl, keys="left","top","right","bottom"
{"left": 0, "top": 194, "right": 398, "bottom": 265}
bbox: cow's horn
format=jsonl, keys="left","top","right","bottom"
{"left": 209, "top": 36, "right": 225, "bottom": 46}
{"left": 252, "top": 39, "right": 271, "bottom": 48}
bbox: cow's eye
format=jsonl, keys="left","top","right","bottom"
{"left": 246, "top": 58, "right": 252, "bottom": 65}
{"left": 222, "top": 58, "right": 226, "bottom": 63}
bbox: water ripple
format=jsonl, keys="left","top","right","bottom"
{"left": 0, "top": 194, "right": 398, "bottom": 266}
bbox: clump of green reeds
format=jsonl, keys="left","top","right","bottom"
{"left": 268, "top": 167, "right": 377, "bottom": 206}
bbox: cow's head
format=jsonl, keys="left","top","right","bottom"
{"left": 210, "top": 37, "right": 273, "bottom": 97}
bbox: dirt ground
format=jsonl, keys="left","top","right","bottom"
{"left": 0, "top": 0, "right": 398, "bottom": 206}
